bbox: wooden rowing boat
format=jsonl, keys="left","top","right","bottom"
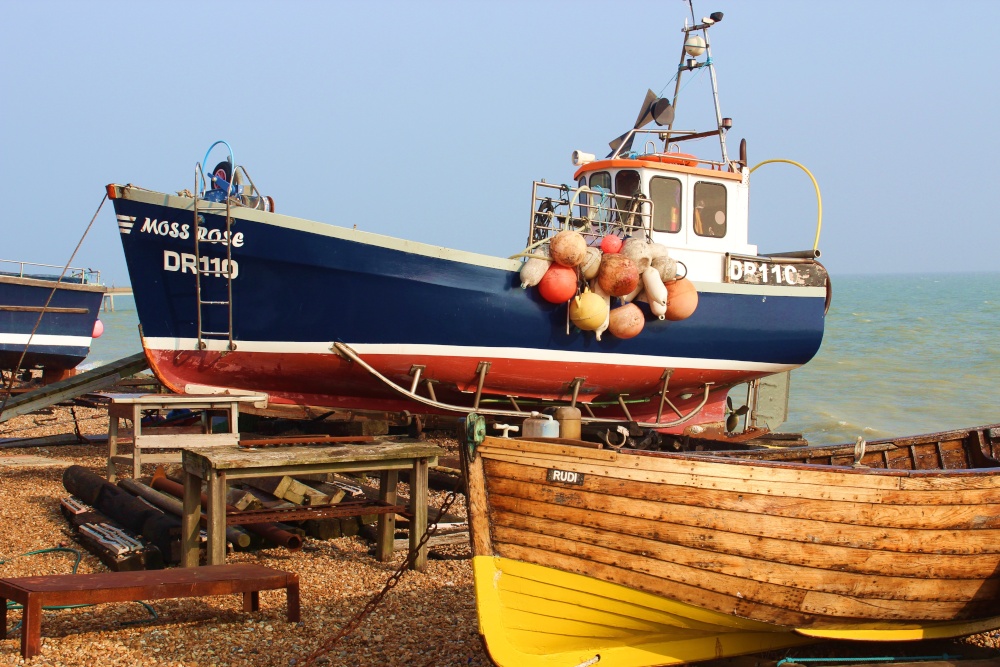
{"left": 462, "top": 421, "right": 1000, "bottom": 666}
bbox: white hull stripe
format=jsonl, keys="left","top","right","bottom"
{"left": 0, "top": 333, "right": 93, "bottom": 347}
{"left": 117, "top": 214, "right": 136, "bottom": 234}
{"left": 143, "top": 337, "right": 795, "bottom": 374}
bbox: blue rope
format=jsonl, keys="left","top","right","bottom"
{"left": 776, "top": 655, "right": 961, "bottom": 666}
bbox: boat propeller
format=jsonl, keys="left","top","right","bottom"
{"left": 725, "top": 396, "right": 750, "bottom": 433}
{"left": 608, "top": 90, "right": 675, "bottom": 155}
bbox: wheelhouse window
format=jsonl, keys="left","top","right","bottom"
{"left": 588, "top": 171, "right": 612, "bottom": 225}
{"left": 650, "top": 176, "right": 682, "bottom": 233}
{"left": 614, "top": 170, "right": 642, "bottom": 227}
{"left": 693, "top": 181, "right": 727, "bottom": 238}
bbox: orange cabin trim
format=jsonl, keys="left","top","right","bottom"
{"left": 573, "top": 158, "right": 744, "bottom": 182}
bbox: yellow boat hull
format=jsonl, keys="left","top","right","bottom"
{"left": 472, "top": 555, "right": 816, "bottom": 666}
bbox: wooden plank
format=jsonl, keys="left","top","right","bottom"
{"left": 0, "top": 352, "right": 149, "bottom": 423}
{"left": 410, "top": 457, "right": 429, "bottom": 571}
{"left": 493, "top": 525, "right": 992, "bottom": 625}
{"left": 376, "top": 470, "right": 398, "bottom": 562}
{"left": 392, "top": 530, "right": 468, "bottom": 552}
{"left": 486, "top": 486, "right": 1000, "bottom": 580}
{"left": 483, "top": 457, "right": 1000, "bottom": 535}
{"left": 488, "top": 494, "right": 1000, "bottom": 602}
{"left": 184, "top": 441, "right": 444, "bottom": 472}
{"left": 480, "top": 446, "right": 1000, "bottom": 505}
{"left": 464, "top": 448, "right": 494, "bottom": 558}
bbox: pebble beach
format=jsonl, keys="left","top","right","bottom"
{"left": 0, "top": 406, "right": 491, "bottom": 667}
{"left": 3, "top": 405, "right": 1000, "bottom": 667}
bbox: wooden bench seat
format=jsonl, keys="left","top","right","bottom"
{"left": 0, "top": 564, "right": 299, "bottom": 659}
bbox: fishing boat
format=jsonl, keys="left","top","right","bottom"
{"left": 0, "top": 259, "right": 105, "bottom": 382}
{"left": 462, "top": 418, "right": 1000, "bottom": 666}
{"left": 107, "top": 5, "right": 826, "bottom": 436}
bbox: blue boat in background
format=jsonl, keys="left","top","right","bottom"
{"left": 0, "top": 260, "right": 106, "bottom": 382}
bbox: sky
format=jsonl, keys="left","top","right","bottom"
{"left": 2, "top": 0, "right": 998, "bottom": 287}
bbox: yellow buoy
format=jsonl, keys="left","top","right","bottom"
{"left": 569, "top": 288, "right": 609, "bottom": 331}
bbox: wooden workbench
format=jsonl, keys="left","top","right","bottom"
{"left": 104, "top": 392, "right": 266, "bottom": 481}
{"left": 181, "top": 441, "right": 444, "bottom": 570}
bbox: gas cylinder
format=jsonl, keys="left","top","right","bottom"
{"left": 522, "top": 413, "right": 559, "bottom": 438}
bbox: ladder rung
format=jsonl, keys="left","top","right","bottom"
{"left": 200, "top": 331, "right": 232, "bottom": 337}
{"left": 199, "top": 300, "right": 230, "bottom": 306}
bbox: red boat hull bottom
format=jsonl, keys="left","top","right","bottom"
{"left": 144, "top": 346, "right": 746, "bottom": 431}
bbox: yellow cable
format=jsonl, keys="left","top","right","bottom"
{"left": 749, "top": 159, "right": 822, "bottom": 251}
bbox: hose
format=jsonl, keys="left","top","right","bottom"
{"left": 749, "top": 158, "right": 822, "bottom": 251}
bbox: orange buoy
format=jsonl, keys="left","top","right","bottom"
{"left": 665, "top": 277, "right": 699, "bottom": 320}
{"left": 608, "top": 303, "right": 645, "bottom": 339}
{"left": 597, "top": 254, "right": 639, "bottom": 297}
{"left": 600, "top": 235, "right": 623, "bottom": 254}
{"left": 549, "top": 230, "right": 587, "bottom": 267}
{"left": 537, "top": 263, "right": 578, "bottom": 303}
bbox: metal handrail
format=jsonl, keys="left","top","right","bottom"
{"left": 527, "top": 182, "right": 654, "bottom": 247}
{"left": 0, "top": 259, "right": 100, "bottom": 284}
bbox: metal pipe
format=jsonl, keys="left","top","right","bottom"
{"left": 332, "top": 341, "right": 712, "bottom": 429}
{"left": 118, "top": 478, "right": 251, "bottom": 549}
{"left": 150, "top": 469, "right": 303, "bottom": 551}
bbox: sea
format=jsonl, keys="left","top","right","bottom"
{"left": 86, "top": 273, "right": 999, "bottom": 446}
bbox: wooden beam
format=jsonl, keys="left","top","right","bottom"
{"left": 0, "top": 352, "right": 149, "bottom": 423}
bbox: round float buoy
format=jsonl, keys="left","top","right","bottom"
{"left": 600, "top": 235, "right": 623, "bottom": 254}
{"left": 598, "top": 254, "right": 639, "bottom": 297}
{"left": 549, "top": 230, "right": 587, "bottom": 267}
{"left": 665, "top": 278, "right": 699, "bottom": 320}
{"left": 608, "top": 303, "right": 645, "bottom": 339}
{"left": 92, "top": 319, "right": 104, "bottom": 338}
{"left": 569, "top": 289, "right": 610, "bottom": 331}
{"left": 537, "top": 263, "right": 578, "bottom": 303}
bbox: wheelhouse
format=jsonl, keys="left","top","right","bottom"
{"left": 572, "top": 155, "right": 752, "bottom": 282}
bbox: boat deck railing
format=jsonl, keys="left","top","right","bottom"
{"left": 0, "top": 259, "right": 100, "bottom": 285}
{"left": 527, "top": 181, "right": 653, "bottom": 247}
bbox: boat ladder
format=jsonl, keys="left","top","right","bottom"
{"left": 193, "top": 178, "right": 236, "bottom": 351}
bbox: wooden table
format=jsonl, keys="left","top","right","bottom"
{"left": 181, "top": 441, "right": 444, "bottom": 571}
{"left": 104, "top": 392, "right": 266, "bottom": 481}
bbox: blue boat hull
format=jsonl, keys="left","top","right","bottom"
{"left": 0, "top": 275, "right": 104, "bottom": 372}
{"left": 111, "top": 187, "right": 827, "bottom": 427}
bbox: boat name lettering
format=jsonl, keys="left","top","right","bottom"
{"left": 546, "top": 469, "right": 584, "bottom": 485}
{"left": 139, "top": 218, "right": 244, "bottom": 247}
{"left": 163, "top": 250, "right": 239, "bottom": 279}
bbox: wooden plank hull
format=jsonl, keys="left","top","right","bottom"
{"left": 465, "top": 426, "right": 1000, "bottom": 666}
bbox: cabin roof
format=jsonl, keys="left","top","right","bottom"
{"left": 573, "top": 157, "right": 744, "bottom": 182}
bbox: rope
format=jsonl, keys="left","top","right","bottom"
{"left": 0, "top": 194, "right": 107, "bottom": 420}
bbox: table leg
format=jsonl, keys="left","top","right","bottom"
{"left": 410, "top": 457, "right": 429, "bottom": 571}
{"left": 243, "top": 590, "right": 260, "bottom": 612}
{"left": 107, "top": 412, "right": 118, "bottom": 482}
{"left": 21, "top": 594, "right": 41, "bottom": 659}
{"left": 0, "top": 595, "right": 7, "bottom": 639}
{"left": 207, "top": 470, "right": 228, "bottom": 565}
{"left": 375, "top": 469, "right": 398, "bottom": 562}
{"left": 181, "top": 470, "right": 202, "bottom": 568}
{"left": 286, "top": 573, "right": 301, "bottom": 622}
{"left": 132, "top": 405, "right": 142, "bottom": 480}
